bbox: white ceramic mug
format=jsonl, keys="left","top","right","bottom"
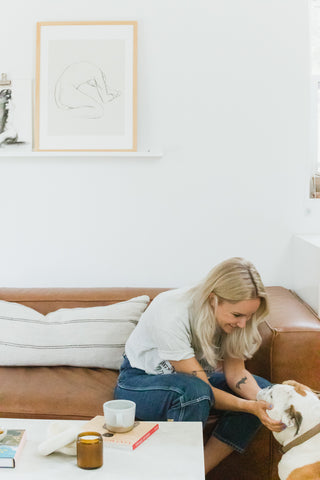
{"left": 103, "top": 400, "right": 136, "bottom": 433}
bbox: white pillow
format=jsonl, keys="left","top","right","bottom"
{"left": 0, "top": 296, "right": 149, "bottom": 369}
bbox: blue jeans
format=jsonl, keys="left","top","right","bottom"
{"left": 114, "top": 356, "right": 271, "bottom": 453}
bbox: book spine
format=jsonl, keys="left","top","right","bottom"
{"left": 14, "top": 431, "right": 27, "bottom": 465}
{"left": 132, "top": 424, "right": 159, "bottom": 450}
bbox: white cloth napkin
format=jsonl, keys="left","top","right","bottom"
{"left": 38, "top": 421, "right": 84, "bottom": 456}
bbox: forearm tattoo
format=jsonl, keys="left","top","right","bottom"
{"left": 236, "top": 376, "right": 248, "bottom": 389}
{"left": 191, "top": 370, "right": 205, "bottom": 376}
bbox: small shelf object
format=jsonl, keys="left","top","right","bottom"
{"left": 0, "top": 73, "right": 11, "bottom": 86}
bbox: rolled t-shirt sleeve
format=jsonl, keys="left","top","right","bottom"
{"left": 157, "top": 334, "right": 195, "bottom": 361}
{"left": 151, "top": 302, "right": 195, "bottom": 361}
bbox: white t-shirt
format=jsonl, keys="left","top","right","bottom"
{"left": 125, "top": 288, "right": 195, "bottom": 374}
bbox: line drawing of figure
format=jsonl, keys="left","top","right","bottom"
{"left": 54, "top": 62, "right": 121, "bottom": 119}
{"left": 0, "top": 89, "right": 24, "bottom": 146}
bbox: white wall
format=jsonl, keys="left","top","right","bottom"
{"left": 293, "top": 234, "right": 320, "bottom": 314}
{"left": 0, "top": 0, "right": 314, "bottom": 288}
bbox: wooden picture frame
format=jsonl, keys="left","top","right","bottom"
{"left": 35, "top": 21, "right": 137, "bottom": 152}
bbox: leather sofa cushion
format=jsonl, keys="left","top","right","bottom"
{"left": 0, "top": 366, "right": 118, "bottom": 420}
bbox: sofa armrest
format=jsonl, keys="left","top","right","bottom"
{"left": 246, "top": 286, "right": 320, "bottom": 390}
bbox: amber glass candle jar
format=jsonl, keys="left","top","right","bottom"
{"left": 77, "top": 432, "right": 103, "bottom": 469}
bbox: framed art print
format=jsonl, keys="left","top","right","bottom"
{"left": 35, "top": 21, "right": 137, "bottom": 152}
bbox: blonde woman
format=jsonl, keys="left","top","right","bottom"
{"left": 115, "top": 258, "right": 284, "bottom": 474}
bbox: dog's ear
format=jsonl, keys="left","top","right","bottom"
{"left": 282, "top": 380, "right": 310, "bottom": 396}
{"left": 284, "top": 405, "right": 303, "bottom": 435}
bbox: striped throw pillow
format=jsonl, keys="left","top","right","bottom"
{"left": 0, "top": 296, "right": 149, "bottom": 369}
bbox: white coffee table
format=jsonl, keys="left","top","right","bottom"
{"left": 0, "top": 418, "right": 205, "bottom": 479}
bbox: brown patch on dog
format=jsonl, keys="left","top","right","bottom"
{"left": 287, "top": 461, "right": 320, "bottom": 479}
{"left": 285, "top": 404, "right": 303, "bottom": 435}
{"left": 282, "top": 380, "right": 311, "bottom": 397}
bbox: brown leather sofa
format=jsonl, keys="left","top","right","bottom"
{"left": 0, "top": 286, "right": 319, "bottom": 480}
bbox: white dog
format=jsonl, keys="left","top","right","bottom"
{"left": 257, "top": 381, "right": 320, "bottom": 480}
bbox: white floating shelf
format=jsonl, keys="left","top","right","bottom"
{"left": 0, "top": 151, "right": 162, "bottom": 158}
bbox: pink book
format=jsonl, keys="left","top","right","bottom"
{"left": 83, "top": 416, "right": 159, "bottom": 450}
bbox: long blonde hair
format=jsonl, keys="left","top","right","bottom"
{"left": 189, "top": 257, "right": 269, "bottom": 368}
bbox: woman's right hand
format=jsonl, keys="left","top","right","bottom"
{"left": 251, "top": 400, "right": 285, "bottom": 432}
